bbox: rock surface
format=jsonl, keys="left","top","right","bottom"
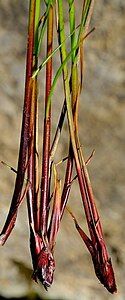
{"left": 0, "top": 0, "right": 125, "bottom": 299}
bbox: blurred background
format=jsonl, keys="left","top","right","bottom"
{"left": 0, "top": 0, "right": 125, "bottom": 299}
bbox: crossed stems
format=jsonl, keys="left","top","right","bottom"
{"left": 0, "top": 0, "right": 117, "bottom": 294}
{"left": 0, "top": 1, "right": 64, "bottom": 290}
{"left": 57, "top": 0, "right": 117, "bottom": 294}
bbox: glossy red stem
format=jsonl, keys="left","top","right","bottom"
{"left": 0, "top": 0, "right": 36, "bottom": 243}
{"left": 40, "top": 5, "right": 53, "bottom": 236}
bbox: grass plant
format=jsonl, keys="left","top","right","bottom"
{"left": 0, "top": 0, "right": 117, "bottom": 294}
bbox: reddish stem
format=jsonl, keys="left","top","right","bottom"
{"left": 27, "top": 76, "right": 37, "bottom": 227}
{"left": 60, "top": 145, "right": 73, "bottom": 218}
{"left": 0, "top": 0, "right": 36, "bottom": 243}
{"left": 40, "top": 5, "right": 53, "bottom": 235}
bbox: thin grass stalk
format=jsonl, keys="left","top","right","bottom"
{"left": 57, "top": 0, "right": 85, "bottom": 215}
{"left": 34, "top": 0, "right": 41, "bottom": 49}
{"left": 26, "top": 0, "right": 41, "bottom": 232}
{"left": 49, "top": 0, "right": 94, "bottom": 226}
{"left": 57, "top": 0, "right": 97, "bottom": 250}
{"left": 31, "top": 0, "right": 40, "bottom": 233}
{"left": 48, "top": 165, "right": 62, "bottom": 248}
{"left": 68, "top": 0, "right": 100, "bottom": 246}
{"left": 40, "top": 3, "right": 54, "bottom": 236}
{"left": 49, "top": 29, "right": 94, "bottom": 162}
{"left": 58, "top": 0, "right": 93, "bottom": 239}
{"left": 57, "top": 0, "right": 117, "bottom": 293}
{"left": 47, "top": 0, "right": 77, "bottom": 251}
{"left": 32, "top": 22, "right": 81, "bottom": 78}
{"left": 48, "top": 0, "right": 92, "bottom": 244}
{"left": 27, "top": 78, "right": 36, "bottom": 226}
{"left": 25, "top": 2, "right": 56, "bottom": 290}
{"left": 68, "top": 0, "right": 76, "bottom": 62}
{"left": 0, "top": 1, "right": 117, "bottom": 293}
{"left": 60, "top": 0, "right": 77, "bottom": 218}
{"left": 0, "top": 0, "right": 36, "bottom": 244}
{"left": 49, "top": 100, "right": 67, "bottom": 160}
